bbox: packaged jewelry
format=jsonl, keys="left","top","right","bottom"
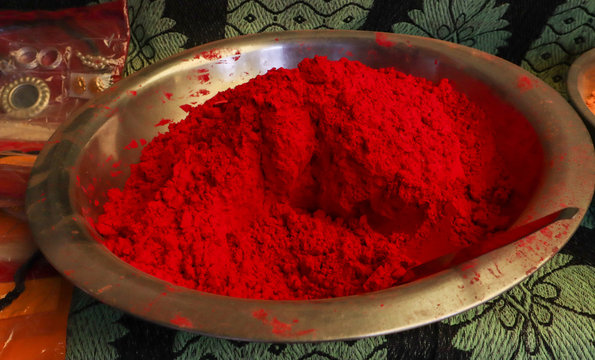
{"left": 0, "top": 0, "right": 130, "bottom": 153}
{"left": 68, "top": 72, "right": 113, "bottom": 99}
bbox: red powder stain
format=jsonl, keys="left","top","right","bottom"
{"left": 232, "top": 50, "right": 241, "bottom": 61}
{"left": 127, "top": 90, "right": 137, "bottom": 96}
{"left": 525, "top": 266, "right": 538, "bottom": 275}
{"left": 94, "top": 200, "right": 100, "bottom": 206}
{"left": 63, "top": 270, "right": 74, "bottom": 276}
{"left": 190, "top": 89, "right": 210, "bottom": 97}
{"left": 517, "top": 76, "right": 534, "bottom": 93}
{"left": 155, "top": 118, "right": 172, "bottom": 127}
{"left": 112, "top": 161, "right": 122, "bottom": 168}
{"left": 104, "top": 106, "right": 111, "bottom": 110}
{"left": 252, "top": 310, "right": 315, "bottom": 337}
{"left": 196, "top": 73, "right": 210, "bottom": 83}
{"left": 165, "top": 283, "right": 185, "bottom": 293}
{"left": 140, "top": 138, "right": 147, "bottom": 146}
{"left": 460, "top": 262, "right": 475, "bottom": 271}
{"left": 253, "top": 309, "right": 267, "bottom": 320}
{"left": 195, "top": 49, "right": 220, "bottom": 60}
{"left": 170, "top": 315, "right": 193, "bottom": 328}
{"left": 96, "top": 285, "right": 112, "bottom": 294}
{"left": 143, "top": 293, "right": 166, "bottom": 313}
{"left": 110, "top": 170, "right": 123, "bottom": 177}
{"left": 380, "top": 304, "right": 384, "bottom": 307}
{"left": 125, "top": 140, "right": 139, "bottom": 149}
{"left": 274, "top": 38, "right": 279, "bottom": 41}
{"left": 345, "top": 50, "right": 354, "bottom": 57}
{"left": 540, "top": 227, "right": 553, "bottom": 238}
{"left": 434, "top": 59, "right": 438, "bottom": 65}
{"left": 375, "top": 32, "right": 394, "bottom": 47}
{"left": 180, "top": 104, "right": 193, "bottom": 112}
{"left": 164, "top": 92, "right": 173, "bottom": 100}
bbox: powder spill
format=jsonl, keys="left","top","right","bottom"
{"left": 155, "top": 118, "right": 172, "bottom": 127}
{"left": 375, "top": 32, "right": 394, "bottom": 47}
{"left": 96, "top": 56, "right": 543, "bottom": 300}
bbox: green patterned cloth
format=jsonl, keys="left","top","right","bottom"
{"left": 6, "top": 0, "right": 594, "bottom": 358}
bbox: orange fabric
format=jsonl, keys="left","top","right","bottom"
{"left": 0, "top": 155, "right": 37, "bottom": 166}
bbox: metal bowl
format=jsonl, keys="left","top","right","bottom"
{"left": 26, "top": 31, "right": 595, "bottom": 342}
{"left": 568, "top": 47, "right": 595, "bottom": 139}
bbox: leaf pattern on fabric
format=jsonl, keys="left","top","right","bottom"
{"left": 225, "top": 0, "right": 374, "bottom": 37}
{"left": 391, "top": 0, "right": 511, "bottom": 54}
{"left": 126, "top": 0, "right": 188, "bottom": 75}
{"left": 443, "top": 253, "right": 595, "bottom": 359}
{"left": 521, "top": 0, "right": 595, "bottom": 97}
{"left": 173, "top": 332, "right": 386, "bottom": 360}
{"left": 65, "top": 289, "right": 128, "bottom": 360}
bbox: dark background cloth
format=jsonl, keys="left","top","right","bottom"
{"left": 2, "top": 1, "right": 594, "bottom": 359}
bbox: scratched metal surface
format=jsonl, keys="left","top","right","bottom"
{"left": 25, "top": 31, "right": 595, "bottom": 342}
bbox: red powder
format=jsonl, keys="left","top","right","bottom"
{"left": 124, "top": 140, "right": 138, "bottom": 149}
{"left": 95, "top": 56, "right": 542, "bottom": 300}
{"left": 375, "top": 32, "right": 394, "bottom": 47}
{"left": 154, "top": 118, "right": 172, "bottom": 127}
{"left": 195, "top": 50, "right": 220, "bottom": 60}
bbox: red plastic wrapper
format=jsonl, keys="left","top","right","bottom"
{"left": 0, "top": 154, "right": 35, "bottom": 208}
{"left": 0, "top": 0, "right": 130, "bottom": 152}
{"left": 0, "top": 2, "right": 130, "bottom": 359}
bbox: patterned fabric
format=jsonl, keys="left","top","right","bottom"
{"left": 225, "top": 0, "right": 375, "bottom": 36}
{"left": 2, "top": 0, "right": 593, "bottom": 359}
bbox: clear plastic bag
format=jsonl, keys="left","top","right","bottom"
{"left": 0, "top": 0, "right": 130, "bottom": 152}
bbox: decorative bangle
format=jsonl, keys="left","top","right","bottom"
{"left": 1, "top": 76, "right": 51, "bottom": 119}
{"left": 75, "top": 51, "right": 119, "bottom": 70}
{"left": 37, "top": 47, "right": 63, "bottom": 70}
{"left": 10, "top": 47, "right": 38, "bottom": 70}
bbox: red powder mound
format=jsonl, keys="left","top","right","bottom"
{"left": 95, "top": 56, "right": 542, "bottom": 300}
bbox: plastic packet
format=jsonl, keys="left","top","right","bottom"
{"left": 0, "top": 0, "right": 130, "bottom": 152}
{"left": 0, "top": 211, "right": 72, "bottom": 360}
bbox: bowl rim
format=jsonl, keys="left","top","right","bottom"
{"left": 26, "top": 30, "right": 595, "bottom": 342}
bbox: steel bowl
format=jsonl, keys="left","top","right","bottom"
{"left": 26, "top": 31, "right": 595, "bottom": 342}
{"left": 568, "top": 47, "right": 595, "bottom": 139}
